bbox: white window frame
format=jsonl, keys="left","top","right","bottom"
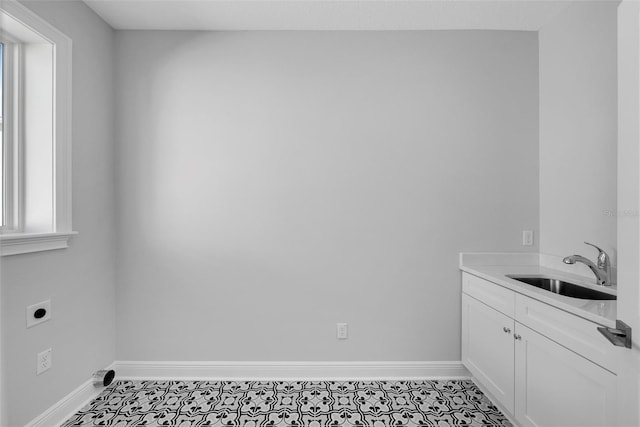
{"left": 1, "top": 35, "right": 21, "bottom": 234}
{"left": 0, "top": 1, "right": 75, "bottom": 256}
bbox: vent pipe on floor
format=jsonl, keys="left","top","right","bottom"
{"left": 92, "top": 369, "right": 115, "bottom": 387}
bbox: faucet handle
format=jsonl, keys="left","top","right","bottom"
{"left": 584, "top": 241, "right": 603, "bottom": 253}
{"left": 584, "top": 242, "right": 610, "bottom": 269}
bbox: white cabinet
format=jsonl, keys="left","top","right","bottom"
{"left": 462, "top": 294, "right": 515, "bottom": 413}
{"left": 514, "top": 324, "right": 617, "bottom": 427}
{"left": 514, "top": 293, "right": 617, "bottom": 373}
{"left": 461, "top": 272, "right": 616, "bottom": 427}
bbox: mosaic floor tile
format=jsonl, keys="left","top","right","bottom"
{"left": 62, "top": 380, "right": 511, "bottom": 426}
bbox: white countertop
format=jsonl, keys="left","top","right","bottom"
{"left": 459, "top": 253, "right": 617, "bottom": 328}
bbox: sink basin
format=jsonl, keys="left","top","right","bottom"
{"left": 505, "top": 275, "right": 616, "bottom": 301}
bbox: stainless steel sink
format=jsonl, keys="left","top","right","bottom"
{"left": 505, "top": 275, "right": 616, "bottom": 301}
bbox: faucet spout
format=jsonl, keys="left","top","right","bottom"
{"left": 563, "top": 255, "right": 604, "bottom": 285}
{"left": 562, "top": 242, "right": 612, "bottom": 286}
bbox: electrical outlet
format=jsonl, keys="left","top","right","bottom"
{"left": 37, "top": 348, "right": 52, "bottom": 375}
{"left": 26, "top": 300, "right": 51, "bottom": 328}
{"left": 337, "top": 323, "right": 348, "bottom": 340}
{"left": 522, "top": 230, "right": 534, "bottom": 246}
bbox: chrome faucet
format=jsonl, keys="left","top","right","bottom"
{"left": 563, "top": 242, "right": 612, "bottom": 286}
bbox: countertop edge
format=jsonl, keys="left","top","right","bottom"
{"left": 459, "top": 264, "right": 617, "bottom": 328}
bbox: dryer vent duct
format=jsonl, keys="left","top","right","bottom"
{"left": 92, "top": 369, "right": 116, "bottom": 387}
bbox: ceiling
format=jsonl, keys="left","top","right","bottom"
{"left": 83, "top": 0, "right": 574, "bottom": 31}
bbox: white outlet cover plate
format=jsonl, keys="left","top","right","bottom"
{"left": 37, "top": 348, "right": 52, "bottom": 375}
{"left": 337, "top": 323, "right": 348, "bottom": 340}
{"left": 26, "top": 300, "right": 51, "bottom": 328}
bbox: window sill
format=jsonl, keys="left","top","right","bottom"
{"left": 0, "top": 231, "right": 78, "bottom": 256}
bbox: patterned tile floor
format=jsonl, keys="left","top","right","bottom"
{"left": 62, "top": 380, "right": 512, "bottom": 426}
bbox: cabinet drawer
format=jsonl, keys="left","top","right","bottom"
{"left": 462, "top": 272, "right": 515, "bottom": 318}
{"left": 515, "top": 294, "right": 616, "bottom": 373}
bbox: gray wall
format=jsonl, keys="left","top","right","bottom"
{"left": 114, "top": 31, "right": 539, "bottom": 362}
{"left": 0, "top": 2, "right": 116, "bottom": 425}
{"left": 539, "top": 1, "right": 619, "bottom": 273}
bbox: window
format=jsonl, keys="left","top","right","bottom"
{"left": 0, "top": 2, "right": 75, "bottom": 256}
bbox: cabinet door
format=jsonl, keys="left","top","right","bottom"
{"left": 462, "top": 293, "right": 515, "bottom": 413}
{"left": 515, "top": 323, "right": 616, "bottom": 427}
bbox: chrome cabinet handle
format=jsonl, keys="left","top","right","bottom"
{"left": 503, "top": 327, "right": 511, "bottom": 333}
{"left": 514, "top": 334, "right": 522, "bottom": 340}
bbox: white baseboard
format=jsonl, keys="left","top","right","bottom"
{"left": 113, "top": 360, "right": 469, "bottom": 381}
{"left": 25, "top": 362, "right": 115, "bottom": 427}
